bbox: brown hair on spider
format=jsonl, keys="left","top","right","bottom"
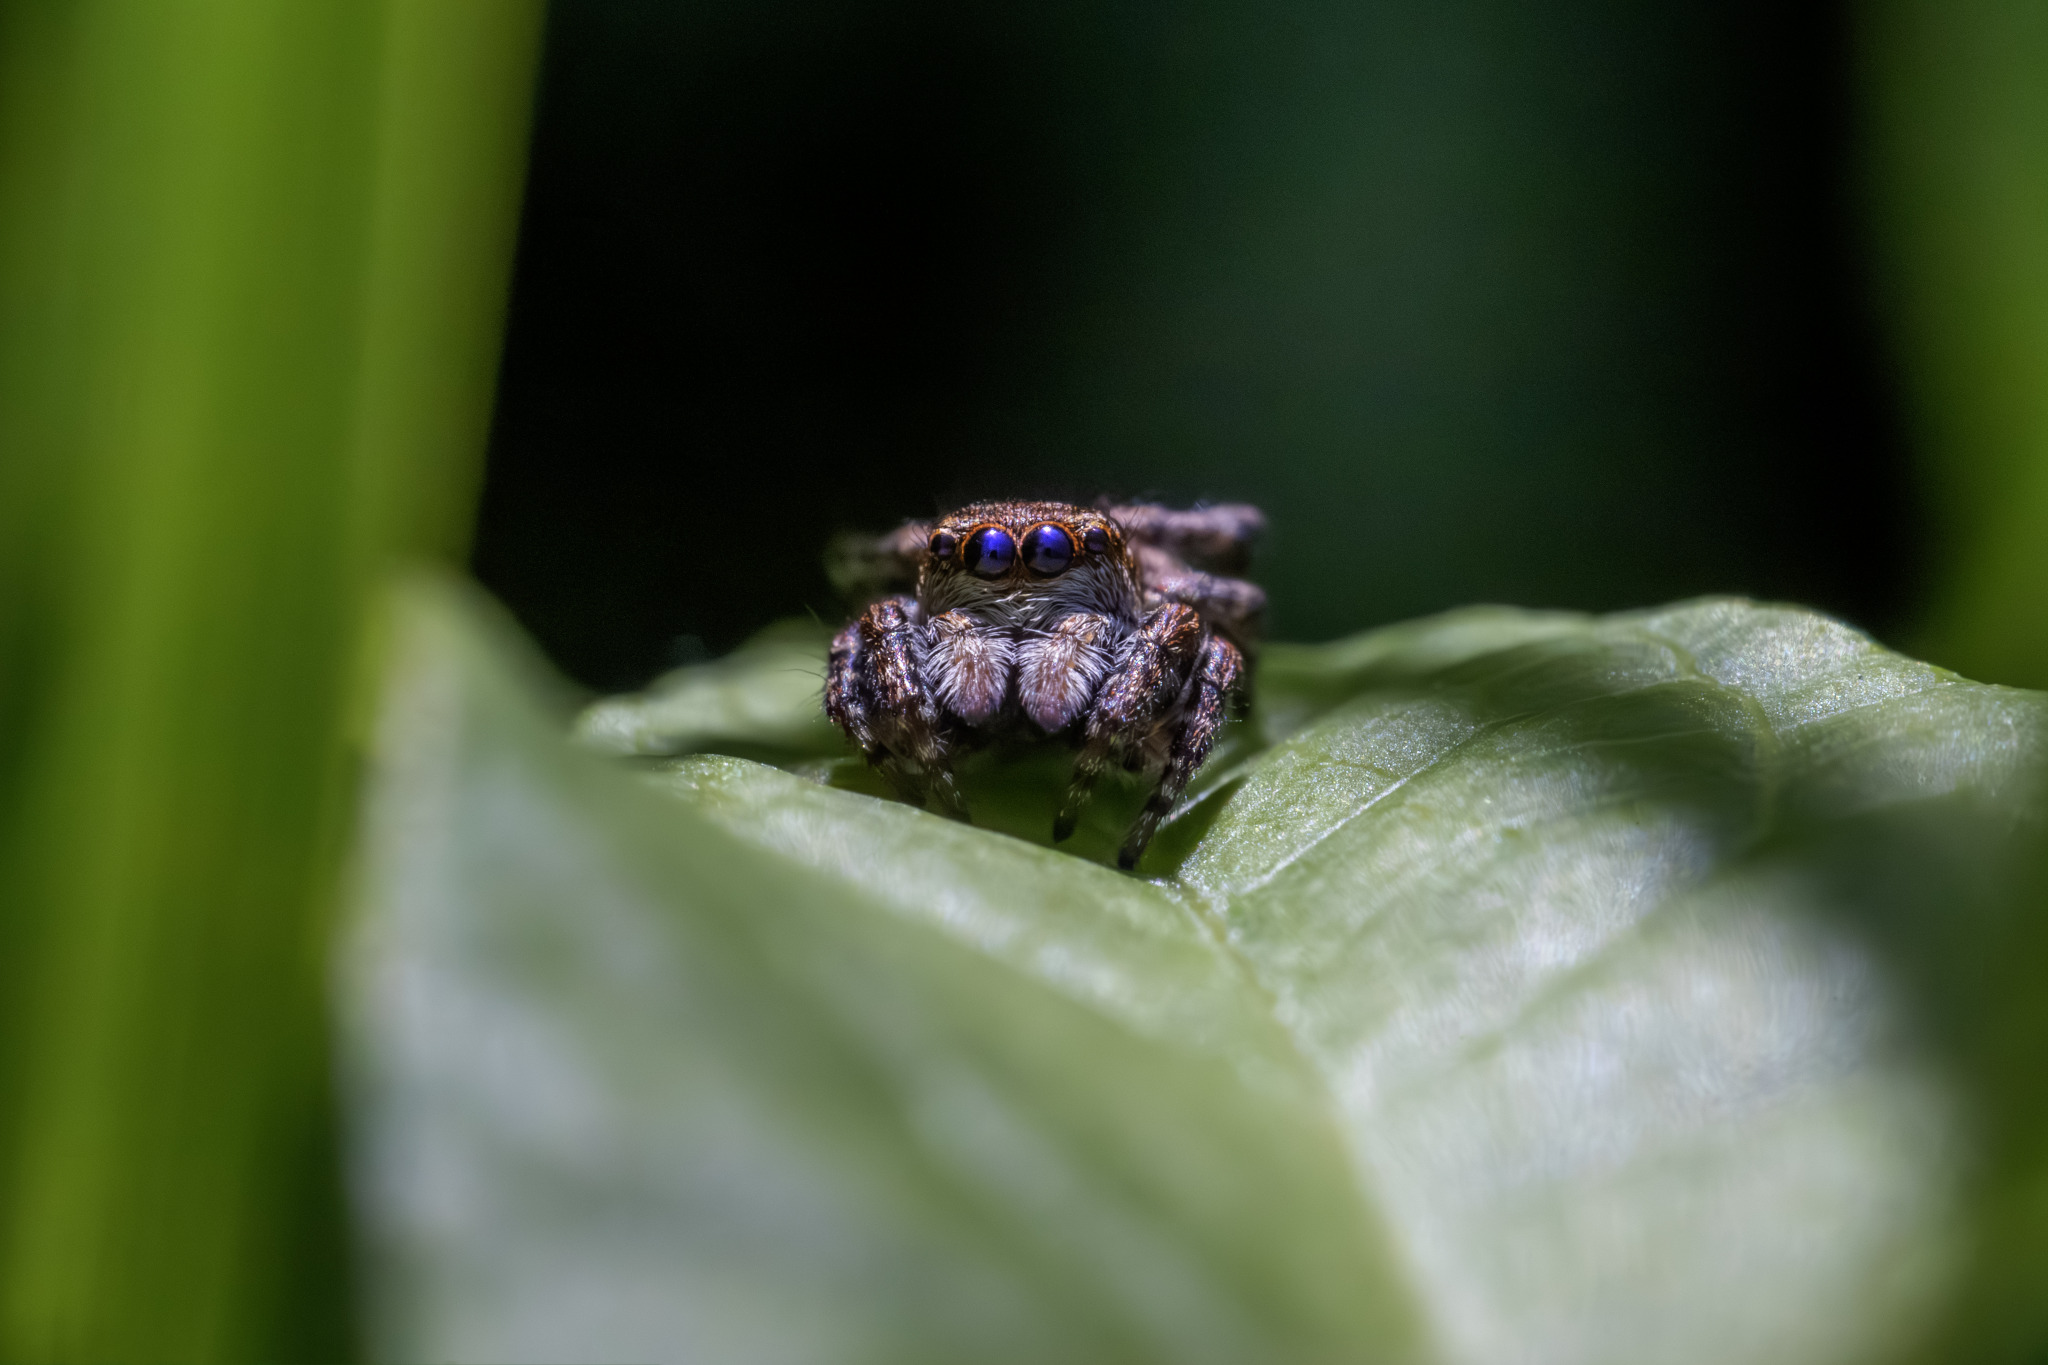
{"left": 824, "top": 498, "right": 1264, "bottom": 869}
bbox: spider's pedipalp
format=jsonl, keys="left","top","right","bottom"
{"left": 1016, "top": 611, "right": 1119, "bottom": 733}
{"left": 919, "top": 610, "right": 1014, "bottom": 725}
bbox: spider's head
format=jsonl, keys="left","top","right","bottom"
{"left": 918, "top": 500, "right": 1140, "bottom": 624}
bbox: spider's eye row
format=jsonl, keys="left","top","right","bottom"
{"left": 1021, "top": 524, "right": 1076, "bottom": 576}
{"left": 1081, "top": 525, "right": 1110, "bottom": 555}
{"left": 962, "top": 525, "right": 1017, "bottom": 577}
{"left": 928, "top": 529, "right": 959, "bottom": 561}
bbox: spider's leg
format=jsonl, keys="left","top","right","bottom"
{"left": 824, "top": 619, "right": 866, "bottom": 739}
{"left": 1103, "top": 502, "right": 1264, "bottom": 573}
{"left": 1116, "top": 633, "right": 1245, "bottom": 869}
{"left": 1134, "top": 543, "right": 1267, "bottom": 643}
{"left": 825, "top": 595, "right": 965, "bottom": 818}
{"left": 1053, "top": 603, "right": 1203, "bottom": 845}
{"left": 824, "top": 520, "right": 933, "bottom": 601}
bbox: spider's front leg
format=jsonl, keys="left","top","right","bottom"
{"left": 1052, "top": 603, "right": 1206, "bottom": 863}
{"left": 1116, "top": 632, "right": 1244, "bottom": 868}
{"left": 825, "top": 595, "right": 966, "bottom": 818}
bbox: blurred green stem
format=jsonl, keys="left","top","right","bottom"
{"left": 1865, "top": 15, "right": 2048, "bottom": 1362}
{"left": 0, "top": 0, "right": 541, "bottom": 1359}
{"left": 1864, "top": 1, "right": 2048, "bottom": 688}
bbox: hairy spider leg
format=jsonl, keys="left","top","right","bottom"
{"left": 826, "top": 596, "right": 966, "bottom": 818}
{"left": 1135, "top": 544, "right": 1268, "bottom": 643}
{"left": 1105, "top": 502, "right": 1265, "bottom": 572}
{"left": 1115, "top": 633, "right": 1245, "bottom": 868}
{"left": 823, "top": 521, "right": 932, "bottom": 600}
{"left": 1052, "top": 602, "right": 1205, "bottom": 846}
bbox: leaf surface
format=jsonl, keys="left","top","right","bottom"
{"left": 347, "top": 582, "right": 2048, "bottom": 1365}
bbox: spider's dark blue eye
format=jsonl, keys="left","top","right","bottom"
{"left": 962, "top": 525, "right": 1016, "bottom": 577}
{"left": 928, "top": 529, "right": 959, "bottom": 562}
{"left": 1021, "top": 524, "right": 1075, "bottom": 576}
{"left": 1081, "top": 526, "right": 1110, "bottom": 555}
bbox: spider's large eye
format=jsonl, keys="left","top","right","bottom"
{"left": 1021, "top": 524, "right": 1075, "bottom": 576}
{"left": 962, "top": 525, "right": 1016, "bottom": 577}
{"left": 928, "top": 529, "right": 959, "bottom": 562}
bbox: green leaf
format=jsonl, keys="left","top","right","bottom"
{"left": 348, "top": 579, "right": 2048, "bottom": 1364}
{"left": 574, "top": 619, "right": 844, "bottom": 761}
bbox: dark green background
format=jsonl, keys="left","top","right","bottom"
{"left": 474, "top": 0, "right": 1917, "bottom": 689}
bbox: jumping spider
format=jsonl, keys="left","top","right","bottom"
{"left": 825, "top": 499, "right": 1265, "bottom": 868}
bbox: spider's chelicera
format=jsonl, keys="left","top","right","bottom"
{"left": 825, "top": 499, "right": 1265, "bottom": 868}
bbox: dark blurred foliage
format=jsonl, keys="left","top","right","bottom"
{"left": 473, "top": 0, "right": 1917, "bottom": 691}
